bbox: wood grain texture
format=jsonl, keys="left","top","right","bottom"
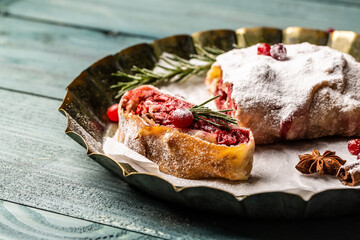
{"left": 0, "top": 200, "right": 153, "bottom": 239}
{"left": 1, "top": 0, "right": 360, "bottom": 239}
{"left": 4, "top": 0, "right": 360, "bottom": 38}
{"left": 0, "top": 17, "right": 151, "bottom": 99}
{"left": 0, "top": 0, "right": 18, "bottom": 10}
{"left": 1, "top": 86, "right": 360, "bottom": 240}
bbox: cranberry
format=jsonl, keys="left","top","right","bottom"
{"left": 348, "top": 139, "right": 360, "bottom": 156}
{"left": 171, "top": 109, "right": 193, "bottom": 128}
{"left": 357, "top": 155, "right": 360, "bottom": 160}
{"left": 327, "top": 28, "right": 335, "bottom": 34}
{"left": 257, "top": 43, "right": 271, "bottom": 56}
{"left": 107, "top": 103, "right": 119, "bottom": 122}
{"left": 270, "top": 43, "right": 287, "bottom": 61}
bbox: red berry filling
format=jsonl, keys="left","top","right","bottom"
{"left": 327, "top": 28, "right": 335, "bottom": 34}
{"left": 257, "top": 43, "right": 271, "bottom": 56}
{"left": 213, "top": 77, "right": 237, "bottom": 116}
{"left": 216, "top": 129, "right": 250, "bottom": 146}
{"left": 280, "top": 116, "right": 293, "bottom": 139}
{"left": 348, "top": 139, "right": 360, "bottom": 156}
{"left": 121, "top": 86, "right": 249, "bottom": 146}
{"left": 134, "top": 92, "right": 191, "bottom": 125}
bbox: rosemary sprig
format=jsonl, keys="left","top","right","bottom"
{"left": 111, "top": 45, "right": 225, "bottom": 98}
{"left": 189, "top": 95, "right": 237, "bottom": 130}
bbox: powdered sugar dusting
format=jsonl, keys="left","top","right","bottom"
{"left": 216, "top": 43, "right": 360, "bottom": 123}
{"left": 172, "top": 109, "right": 191, "bottom": 118}
{"left": 103, "top": 131, "right": 151, "bottom": 163}
{"left": 349, "top": 162, "right": 360, "bottom": 174}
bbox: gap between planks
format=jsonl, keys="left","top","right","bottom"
{"left": 0, "top": 16, "right": 151, "bottom": 101}
{"left": 0, "top": 86, "right": 63, "bottom": 102}
{"left": 0, "top": 11, "right": 157, "bottom": 41}
{"left": 0, "top": 198, "right": 161, "bottom": 239}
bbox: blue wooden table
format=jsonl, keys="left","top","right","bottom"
{"left": 1, "top": 0, "right": 360, "bottom": 239}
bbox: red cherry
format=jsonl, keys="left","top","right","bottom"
{"left": 107, "top": 103, "right": 119, "bottom": 122}
{"left": 327, "top": 28, "right": 335, "bottom": 34}
{"left": 257, "top": 43, "right": 271, "bottom": 56}
{"left": 270, "top": 43, "right": 287, "bottom": 61}
{"left": 171, "top": 109, "right": 193, "bottom": 128}
{"left": 348, "top": 139, "right": 360, "bottom": 156}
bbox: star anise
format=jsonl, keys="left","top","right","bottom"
{"left": 295, "top": 150, "right": 346, "bottom": 176}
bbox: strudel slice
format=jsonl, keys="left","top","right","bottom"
{"left": 118, "top": 85, "right": 254, "bottom": 180}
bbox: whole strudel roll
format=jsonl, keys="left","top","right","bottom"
{"left": 205, "top": 43, "right": 360, "bottom": 144}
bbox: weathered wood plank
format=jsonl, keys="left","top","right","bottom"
{"left": 2, "top": 88, "right": 360, "bottom": 239}
{"left": 0, "top": 199, "right": 154, "bottom": 240}
{"left": 0, "top": 0, "right": 18, "bottom": 10}
{"left": 4, "top": 0, "right": 360, "bottom": 38}
{"left": 1, "top": 0, "right": 360, "bottom": 239}
{"left": 0, "top": 17, "right": 151, "bottom": 99}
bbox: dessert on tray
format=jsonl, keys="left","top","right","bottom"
{"left": 205, "top": 42, "right": 360, "bottom": 144}
{"left": 117, "top": 85, "right": 254, "bottom": 180}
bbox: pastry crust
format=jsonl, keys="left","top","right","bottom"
{"left": 118, "top": 86, "right": 255, "bottom": 180}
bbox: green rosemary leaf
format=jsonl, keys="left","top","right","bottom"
{"left": 189, "top": 95, "right": 237, "bottom": 130}
{"left": 195, "top": 116, "right": 223, "bottom": 128}
{"left": 111, "top": 44, "right": 226, "bottom": 98}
